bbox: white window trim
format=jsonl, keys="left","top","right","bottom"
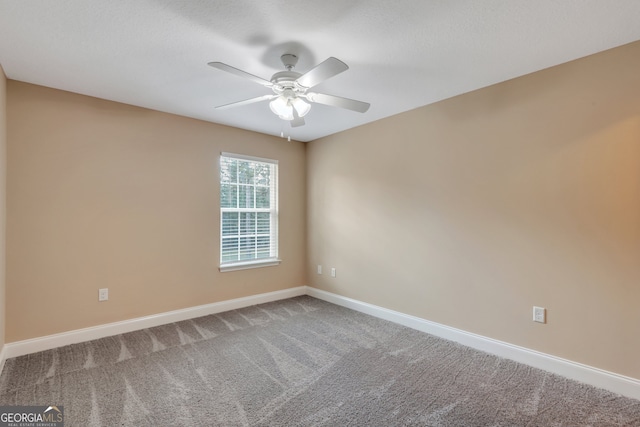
{"left": 219, "top": 258, "right": 282, "bottom": 273}
{"left": 219, "top": 152, "right": 279, "bottom": 272}
{"left": 221, "top": 152, "right": 278, "bottom": 165}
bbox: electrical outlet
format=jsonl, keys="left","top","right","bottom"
{"left": 317, "top": 265, "right": 322, "bottom": 275}
{"left": 331, "top": 268, "right": 336, "bottom": 278}
{"left": 99, "top": 288, "right": 109, "bottom": 302}
{"left": 533, "top": 306, "right": 546, "bottom": 323}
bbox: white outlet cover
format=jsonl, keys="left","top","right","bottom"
{"left": 533, "top": 306, "right": 546, "bottom": 323}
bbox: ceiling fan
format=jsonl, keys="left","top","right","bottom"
{"left": 208, "top": 54, "right": 370, "bottom": 127}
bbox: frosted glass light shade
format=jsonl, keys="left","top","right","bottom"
{"left": 291, "top": 97, "right": 311, "bottom": 117}
{"left": 269, "top": 96, "right": 292, "bottom": 120}
{"left": 269, "top": 95, "right": 311, "bottom": 121}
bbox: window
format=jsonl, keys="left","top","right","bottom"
{"left": 219, "top": 153, "right": 279, "bottom": 271}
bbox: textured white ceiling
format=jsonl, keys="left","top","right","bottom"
{"left": 1, "top": 1, "right": 639, "bottom": 142}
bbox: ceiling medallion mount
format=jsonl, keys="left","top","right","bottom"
{"left": 280, "top": 53, "right": 298, "bottom": 71}
{"left": 208, "top": 53, "right": 370, "bottom": 128}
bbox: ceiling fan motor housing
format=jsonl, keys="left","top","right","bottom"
{"left": 271, "top": 71, "right": 306, "bottom": 96}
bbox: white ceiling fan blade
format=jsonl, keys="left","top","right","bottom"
{"left": 291, "top": 108, "right": 305, "bottom": 127}
{"left": 290, "top": 117, "right": 305, "bottom": 127}
{"left": 306, "top": 92, "right": 370, "bottom": 113}
{"left": 215, "top": 94, "right": 276, "bottom": 110}
{"left": 208, "top": 62, "right": 273, "bottom": 87}
{"left": 296, "top": 57, "right": 348, "bottom": 89}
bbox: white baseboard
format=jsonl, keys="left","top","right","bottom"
{"left": 0, "top": 345, "right": 6, "bottom": 376}
{"left": 3, "top": 286, "right": 306, "bottom": 360}
{"left": 4, "top": 285, "right": 639, "bottom": 401}
{"left": 306, "top": 287, "right": 640, "bottom": 401}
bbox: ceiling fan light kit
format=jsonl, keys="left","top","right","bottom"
{"left": 208, "top": 53, "right": 370, "bottom": 128}
{"left": 269, "top": 89, "right": 311, "bottom": 121}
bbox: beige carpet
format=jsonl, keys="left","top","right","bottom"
{"left": 1, "top": 296, "right": 639, "bottom": 426}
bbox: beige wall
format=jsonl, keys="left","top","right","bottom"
{"left": 0, "top": 65, "right": 6, "bottom": 352}
{"left": 307, "top": 41, "right": 640, "bottom": 379}
{"left": 7, "top": 82, "right": 306, "bottom": 342}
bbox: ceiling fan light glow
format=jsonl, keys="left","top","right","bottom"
{"left": 269, "top": 96, "right": 293, "bottom": 120}
{"left": 269, "top": 95, "right": 310, "bottom": 121}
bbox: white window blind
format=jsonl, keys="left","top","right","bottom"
{"left": 219, "top": 153, "right": 279, "bottom": 271}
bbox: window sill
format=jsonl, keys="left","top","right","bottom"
{"left": 219, "top": 259, "right": 282, "bottom": 272}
